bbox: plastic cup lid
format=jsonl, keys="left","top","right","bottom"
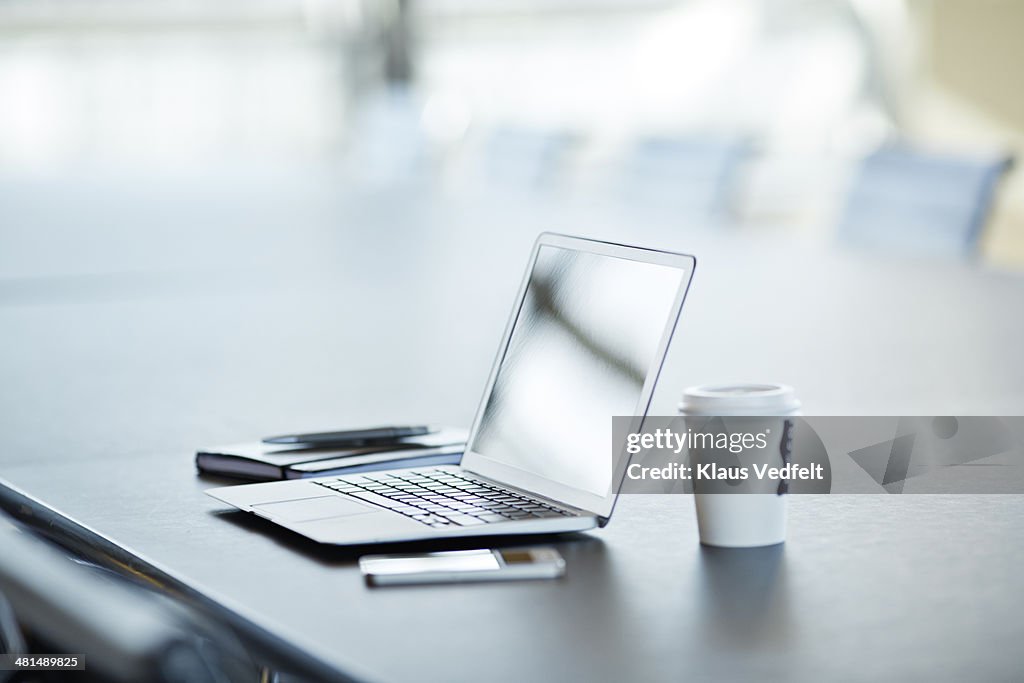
{"left": 678, "top": 383, "right": 801, "bottom": 416}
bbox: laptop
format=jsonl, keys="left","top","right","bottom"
{"left": 206, "top": 233, "right": 696, "bottom": 545}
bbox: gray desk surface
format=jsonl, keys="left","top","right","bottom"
{"left": 2, "top": 174, "right": 1024, "bottom": 681}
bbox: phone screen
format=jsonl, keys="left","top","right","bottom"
{"left": 360, "top": 549, "right": 500, "bottom": 576}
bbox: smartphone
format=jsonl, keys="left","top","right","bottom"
{"left": 359, "top": 547, "right": 565, "bottom": 586}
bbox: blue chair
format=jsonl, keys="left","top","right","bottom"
{"left": 480, "top": 126, "right": 581, "bottom": 190}
{"left": 838, "top": 146, "right": 1012, "bottom": 257}
{"left": 617, "top": 135, "right": 750, "bottom": 222}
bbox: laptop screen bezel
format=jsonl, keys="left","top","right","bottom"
{"left": 460, "top": 232, "right": 696, "bottom": 521}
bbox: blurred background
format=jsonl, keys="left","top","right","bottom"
{"left": 0, "top": 0, "right": 1021, "bottom": 267}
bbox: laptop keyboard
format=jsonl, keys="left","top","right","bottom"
{"left": 316, "top": 469, "right": 574, "bottom": 528}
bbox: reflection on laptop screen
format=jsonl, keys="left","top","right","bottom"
{"left": 470, "top": 245, "right": 685, "bottom": 497}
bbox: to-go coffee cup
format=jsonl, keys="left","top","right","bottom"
{"left": 678, "top": 384, "right": 801, "bottom": 548}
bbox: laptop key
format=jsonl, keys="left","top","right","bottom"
{"left": 475, "top": 514, "right": 507, "bottom": 523}
{"left": 437, "top": 510, "right": 472, "bottom": 519}
{"left": 417, "top": 515, "right": 447, "bottom": 524}
{"left": 345, "top": 490, "right": 406, "bottom": 509}
{"left": 444, "top": 514, "right": 486, "bottom": 526}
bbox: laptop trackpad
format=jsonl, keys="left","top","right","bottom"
{"left": 252, "top": 496, "right": 374, "bottom": 523}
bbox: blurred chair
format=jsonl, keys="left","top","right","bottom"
{"left": 0, "top": 591, "right": 26, "bottom": 683}
{"left": 348, "top": 87, "right": 437, "bottom": 186}
{"left": 616, "top": 135, "right": 750, "bottom": 224}
{"left": 0, "top": 512, "right": 257, "bottom": 683}
{"left": 479, "top": 125, "right": 582, "bottom": 191}
{"left": 837, "top": 146, "right": 1013, "bottom": 257}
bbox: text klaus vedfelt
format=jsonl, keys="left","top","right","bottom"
{"left": 624, "top": 427, "right": 825, "bottom": 482}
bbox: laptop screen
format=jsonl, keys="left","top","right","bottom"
{"left": 469, "top": 244, "right": 686, "bottom": 497}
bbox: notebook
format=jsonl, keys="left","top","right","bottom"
{"left": 196, "top": 428, "right": 466, "bottom": 481}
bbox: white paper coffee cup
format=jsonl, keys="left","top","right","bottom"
{"left": 679, "top": 384, "right": 800, "bottom": 548}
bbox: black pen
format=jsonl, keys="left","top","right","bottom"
{"left": 263, "top": 425, "right": 434, "bottom": 446}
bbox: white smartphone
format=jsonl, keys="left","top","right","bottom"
{"left": 359, "top": 547, "right": 565, "bottom": 586}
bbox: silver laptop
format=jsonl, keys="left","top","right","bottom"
{"left": 206, "top": 233, "right": 695, "bottom": 545}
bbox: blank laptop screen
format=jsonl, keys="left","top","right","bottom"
{"left": 470, "top": 245, "right": 685, "bottom": 497}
